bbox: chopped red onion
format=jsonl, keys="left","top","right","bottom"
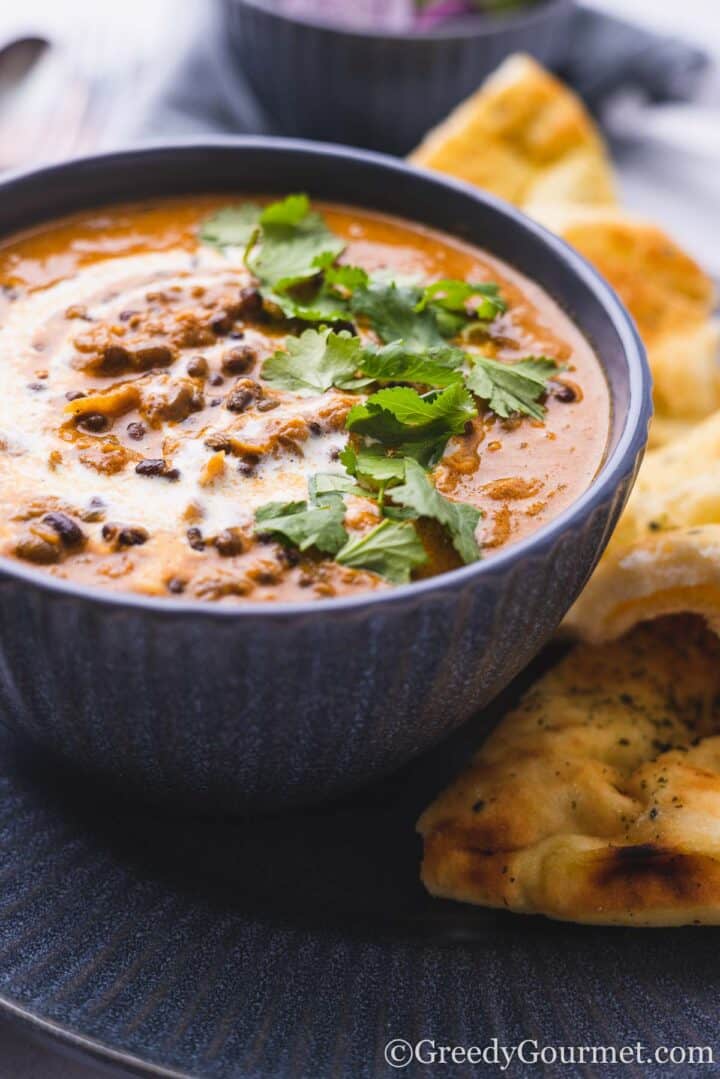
{"left": 271, "top": 0, "right": 414, "bottom": 32}
{"left": 269, "top": 0, "right": 529, "bottom": 32}
{"left": 414, "top": 0, "right": 475, "bottom": 30}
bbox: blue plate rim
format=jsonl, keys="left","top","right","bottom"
{"left": 0, "top": 992, "right": 187, "bottom": 1077}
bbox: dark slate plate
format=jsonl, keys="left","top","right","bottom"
{"left": 0, "top": 651, "right": 718, "bottom": 1079}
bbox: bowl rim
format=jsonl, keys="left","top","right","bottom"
{"left": 0, "top": 135, "right": 651, "bottom": 621}
{"left": 229, "top": 0, "right": 575, "bottom": 43}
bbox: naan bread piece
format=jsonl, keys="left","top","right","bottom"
{"left": 648, "top": 320, "right": 720, "bottom": 448}
{"left": 409, "top": 54, "right": 616, "bottom": 209}
{"left": 568, "top": 410, "right": 720, "bottom": 642}
{"left": 419, "top": 616, "right": 720, "bottom": 926}
{"left": 533, "top": 205, "right": 720, "bottom": 447}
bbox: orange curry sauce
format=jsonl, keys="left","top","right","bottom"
{"left": 0, "top": 198, "right": 609, "bottom": 603}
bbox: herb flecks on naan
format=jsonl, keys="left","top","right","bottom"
{"left": 419, "top": 617, "right": 720, "bottom": 926}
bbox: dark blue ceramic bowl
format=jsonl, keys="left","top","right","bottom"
{"left": 0, "top": 138, "right": 650, "bottom": 813}
{"left": 222, "top": 0, "right": 575, "bottom": 153}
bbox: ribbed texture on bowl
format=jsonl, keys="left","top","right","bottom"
{"left": 222, "top": 0, "right": 575, "bottom": 153}
{"left": 0, "top": 470, "right": 634, "bottom": 813}
{"left": 0, "top": 140, "right": 650, "bottom": 812}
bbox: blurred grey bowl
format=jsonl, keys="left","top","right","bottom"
{"left": 221, "top": 0, "right": 575, "bottom": 153}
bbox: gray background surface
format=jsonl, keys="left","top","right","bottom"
{"left": 0, "top": 0, "right": 717, "bottom": 1074}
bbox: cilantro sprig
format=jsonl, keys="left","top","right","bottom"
{"left": 388, "top": 458, "right": 481, "bottom": 564}
{"left": 350, "top": 277, "right": 504, "bottom": 347}
{"left": 252, "top": 442, "right": 481, "bottom": 582}
{"left": 262, "top": 329, "right": 368, "bottom": 396}
{"left": 415, "top": 279, "right": 506, "bottom": 320}
{"left": 253, "top": 479, "right": 428, "bottom": 584}
{"left": 335, "top": 519, "right": 427, "bottom": 584}
{"left": 351, "top": 281, "right": 448, "bottom": 349}
{"left": 466, "top": 355, "right": 560, "bottom": 421}
{"left": 261, "top": 328, "right": 464, "bottom": 397}
{"left": 201, "top": 194, "right": 344, "bottom": 296}
{"left": 206, "top": 196, "right": 568, "bottom": 589}
{"left": 200, "top": 195, "right": 507, "bottom": 343}
{"left": 254, "top": 494, "right": 348, "bottom": 554}
{"left": 345, "top": 383, "right": 477, "bottom": 465}
{"left": 358, "top": 341, "right": 464, "bottom": 388}
{"left": 261, "top": 323, "right": 558, "bottom": 422}
{"left": 340, "top": 445, "right": 407, "bottom": 489}
{"left": 341, "top": 450, "right": 482, "bottom": 564}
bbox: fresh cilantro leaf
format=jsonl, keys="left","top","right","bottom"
{"left": 263, "top": 287, "right": 351, "bottom": 325}
{"left": 339, "top": 445, "right": 357, "bottom": 474}
{"left": 254, "top": 498, "right": 347, "bottom": 554}
{"left": 262, "top": 329, "right": 363, "bottom": 396}
{"left": 262, "top": 330, "right": 465, "bottom": 397}
{"left": 359, "top": 341, "right": 464, "bottom": 388}
{"left": 202, "top": 195, "right": 345, "bottom": 293}
{"left": 389, "top": 458, "right": 482, "bottom": 564}
{"left": 323, "top": 263, "right": 370, "bottom": 292}
{"left": 465, "top": 355, "right": 559, "bottom": 420}
{"left": 346, "top": 383, "right": 476, "bottom": 446}
{"left": 336, "top": 519, "right": 427, "bottom": 583}
{"left": 351, "top": 277, "right": 505, "bottom": 349}
{"left": 265, "top": 263, "right": 370, "bottom": 325}
{"left": 415, "top": 279, "right": 506, "bottom": 322}
{"left": 358, "top": 444, "right": 408, "bottom": 483}
{"left": 259, "top": 194, "right": 310, "bottom": 226}
{"left": 248, "top": 201, "right": 345, "bottom": 291}
{"left": 346, "top": 445, "right": 407, "bottom": 487}
{"left": 309, "top": 473, "right": 363, "bottom": 500}
{"left": 351, "top": 282, "right": 447, "bottom": 349}
{"left": 199, "top": 204, "right": 262, "bottom": 248}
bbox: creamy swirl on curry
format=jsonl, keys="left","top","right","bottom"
{"left": 0, "top": 195, "right": 609, "bottom": 602}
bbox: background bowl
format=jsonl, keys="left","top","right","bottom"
{"left": 0, "top": 138, "right": 650, "bottom": 813}
{"left": 221, "top": 0, "right": 576, "bottom": 154}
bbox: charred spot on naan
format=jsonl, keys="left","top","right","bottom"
{"left": 419, "top": 617, "right": 720, "bottom": 925}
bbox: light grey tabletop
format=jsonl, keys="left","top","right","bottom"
{"left": 0, "top": 1, "right": 717, "bottom": 1076}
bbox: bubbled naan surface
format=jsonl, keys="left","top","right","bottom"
{"left": 568, "top": 411, "right": 720, "bottom": 643}
{"left": 409, "top": 54, "right": 616, "bottom": 210}
{"left": 419, "top": 617, "right": 720, "bottom": 926}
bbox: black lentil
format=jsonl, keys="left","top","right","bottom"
{"left": 237, "top": 286, "right": 263, "bottom": 318}
{"left": 42, "top": 512, "right": 85, "bottom": 548}
{"left": 225, "top": 378, "right": 260, "bottom": 413}
{"left": 135, "top": 459, "right": 180, "bottom": 480}
{"left": 126, "top": 421, "right": 146, "bottom": 441}
{"left": 553, "top": 383, "right": 577, "bottom": 403}
{"left": 222, "top": 346, "right": 255, "bottom": 375}
{"left": 186, "top": 526, "right": 205, "bottom": 551}
{"left": 214, "top": 528, "right": 245, "bottom": 556}
{"left": 118, "top": 526, "right": 149, "bottom": 546}
{"left": 186, "top": 355, "right": 209, "bottom": 378}
{"left": 77, "top": 412, "right": 109, "bottom": 433}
